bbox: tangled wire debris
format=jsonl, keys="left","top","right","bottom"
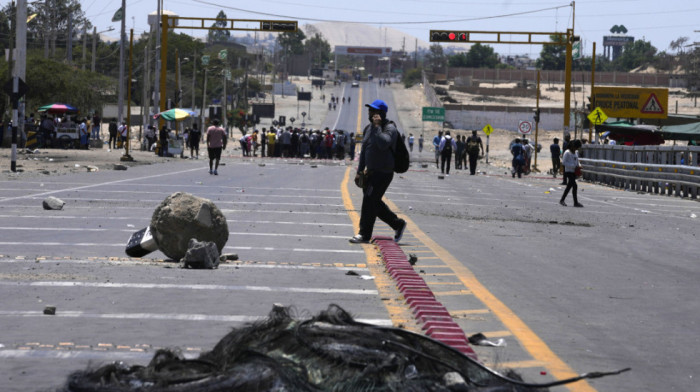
{"left": 59, "top": 304, "right": 629, "bottom": 391}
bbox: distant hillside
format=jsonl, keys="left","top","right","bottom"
{"left": 302, "top": 22, "right": 431, "bottom": 52}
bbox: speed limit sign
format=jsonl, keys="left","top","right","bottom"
{"left": 518, "top": 121, "right": 533, "bottom": 134}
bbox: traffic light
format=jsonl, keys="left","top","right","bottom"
{"left": 533, "top": 108, "right": 541, "bottom": 123}
{"left": 261, "top": 21, "right": 297, "bottom": 32}
{"left": 586, "top": 96, "right": 593, "bottom": 112}
{"left": 430, "top": 30, "right": 468, "bottom": 42}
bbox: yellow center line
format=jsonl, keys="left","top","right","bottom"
{"left": 381, "top": 197, "right": 596, "bottom": 391}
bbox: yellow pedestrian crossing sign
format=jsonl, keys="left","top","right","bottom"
{"left": 483, "top": 124, "right": 494, "bottom": 136}
{"left": 588, "top": 107, "right": 608, "bottom": 125}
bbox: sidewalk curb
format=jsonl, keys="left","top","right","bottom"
{"left": 371, "top": 236, "right": 479, "bottom": 361}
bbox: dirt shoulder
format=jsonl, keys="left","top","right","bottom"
{"left": 0, "top": 146, "right": 171, "bottom": 181}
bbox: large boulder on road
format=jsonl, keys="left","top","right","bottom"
{"left": 150, "top": 192, "right": 228, "bottom": 260}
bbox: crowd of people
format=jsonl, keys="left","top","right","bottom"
{"left": 231, "top": 127, "right": 357, "bottom": 161}
{"left": 432, "top": 130, "right": 485, "bottom": 176}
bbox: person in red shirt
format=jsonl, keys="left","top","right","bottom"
{"left": 206, "top": 119, "right": 227, "bottom": 175}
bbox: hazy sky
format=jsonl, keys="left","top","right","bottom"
{"left": 82, "top": 0, "right": 699, "bottom": 57}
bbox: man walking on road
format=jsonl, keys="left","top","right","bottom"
{"left": 432, "top": 131, "right": 443, "bottom": 168}
{"left": 350, "top": 99, "right": 407, "bottom": 244}
{"left": 466, "top": 130, "right": 484, "bottom": 175}
{"left": 206, "top": 119, "right": 227, "bottom": 175}
{"left": 439, "top": 131, "right": 456, "bottom": 176}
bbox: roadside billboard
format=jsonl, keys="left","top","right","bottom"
{"left": 592, "top": 87, "right": 668, "bottom": 119}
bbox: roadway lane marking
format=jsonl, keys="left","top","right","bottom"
{"left": 0, "top": 281, "right": 377, "bottom": 295}
{"left": 0, "top": 310, "right": 391, "bottom": 325}
{"left": 20, "top": 197, "right": 347, "bottom": 208}
{"left": 341, "top": 167, "right": 419, "bottom": 331}
{"left": 0, "top": 167, "right": 205, "bottom": 203}
{"left": 381, "top": 196, "right": 597, "bottom": 391}
{"left": 0, "top": 215, "right": 354, "bottom": 227}
{"left": 0, "top": 188, "right": 344, "bottom": 200}
{"left": 0, "top": 242, "right": 365, "bottom": 254}
{"left": 0, "top": 258, "right": 368, "bottom": 270}
{"left": 0, "top": 228, "right": 350, "bottom": 240}
{"left": 331, "top": 83, "right": 349, "bottom": 131}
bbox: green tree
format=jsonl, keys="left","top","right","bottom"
{"left": 536, "top": 34, "right": 567, "bottom": 70}
{"left": 403, "top": 67, "right": 423, "bottom": 88}
{"left": 208, "top": 11, "right": 231, "bottom": 44}
{"left": 27, "top": 0, "right": 90, "bottom": 58}
{"left": 614, "top": 39, "right": 657, "bottom": 72}
{"left": 425, "top": 44, "right": 446, "bottom": 72}
{"left": 24, "top": 55, "right": 111, "bottom": 114}
{"left": 449, "top": 43, "right": 499, "bottom": 68}
{"left": 304, "top": 33, "right": 331, "bottom": 68}
{"left": 278, "top": 30, "right": 306, "bottom": 56}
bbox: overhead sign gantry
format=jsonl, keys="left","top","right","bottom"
{"left": 429, "top": 29, "right": 578, "bottom": 130}
{"left": 158, "top": 15, "right": 297, "bottom": 125}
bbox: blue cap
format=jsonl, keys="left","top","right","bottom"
{"left": 365, "top": 99, "right": 388, "bottom": 112}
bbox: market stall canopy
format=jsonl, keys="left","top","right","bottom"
{"left": 153, "top": 108, "right": 196, "bottom": 122}
{"left": 659, "top": 122, "right": 700, "bottom": 141}
{"left": 37, "top": 103, "right": 78, "bottom": 114}
{"left": 595, "top": 122, "right": 664, "bottom": 145}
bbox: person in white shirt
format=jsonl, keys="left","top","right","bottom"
{"left": 560, "top": 139, "right": 583, "bottom": 207}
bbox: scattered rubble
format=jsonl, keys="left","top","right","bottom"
{"left": 150, "top": 192, "right": 229, "bottom": 261}
{"left": 219, "top": 253, "right": 239, "bottom": 261}
{"left": 42, "top": 196, "right": 65, "bottom": 210}
{"left": 59, "top": 304, "right": 629, "bottom": 391}
{"left": 180, "top": 239, "right": 220, "bottom": 269}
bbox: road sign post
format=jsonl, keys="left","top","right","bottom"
{"left": 422, "top": 107, "right": 445, "bottom": 122}
{"left": 482, "top": 124, "right": 493, "bottom": 164}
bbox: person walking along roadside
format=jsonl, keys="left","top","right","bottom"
{"left": 466, "top": 130, "right": 484, "bottom": 175}
{"left": 560, "top": 139, "right": 583, "bottom": 207}
{"left": 206, "top": 119, "right": 227, "bottom": 175}
{"left": 439, "top": 131, "right": 456, "bottom": 176}
{"left": 349, "top": 99, "right": 407, "bottom": 244}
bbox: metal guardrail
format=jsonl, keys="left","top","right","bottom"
{"left": 579, "top": 145, "right": 700, "bottom": 199}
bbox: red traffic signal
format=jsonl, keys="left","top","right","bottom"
{"left": 430, "top": 30, "right": 467, "bottom": 42}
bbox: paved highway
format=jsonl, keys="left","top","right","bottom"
{"left": 0, "top": 82, "right": 698, "bottom": 391}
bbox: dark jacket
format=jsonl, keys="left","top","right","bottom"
{"left": 358, "top": 120, "right": 398, "bottom": 174}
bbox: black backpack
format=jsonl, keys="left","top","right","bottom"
{"left": 362, "top": 122, "right": 410, "bottom": 173}
{"left": 393, "top": 131, "right": 410, "bottom": 173}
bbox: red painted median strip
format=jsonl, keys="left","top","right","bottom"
{"left": 372, "top": 236, "right": 478, "bottom": 361}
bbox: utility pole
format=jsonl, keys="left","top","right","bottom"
{"left": 66, "top": 13, "right": 72, "bottom": 64}
{"left": 91, "top": 27, "right": 97, "bottom": 72}
{"left": 142, "top": 44, "right": 149, "bottom": 142}
{"left": 82, "top": 24, "right": 87, "bottom": 70}
{"left": 153, "top": 0, "right": 161, "bottom": 128}
{"left": 121, "top": 28, "right": 134, "bottom": 161}
{"left": 191, "top": 51, "right": 197, "bottom": 108}
{"left": 117, "top": 0, "right": 126, "bottom": 125}
{"left": 10, "top": 0, "right": 27, "bottom": 171}
{"left": 222, "top": 70, "right": 227, "bottom": 134}
{"left": 200, "top": 68, "right": 208, "bottom": 132}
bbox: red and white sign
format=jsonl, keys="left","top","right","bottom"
{"left": 518, "top": 121, "right": 532, "bottom": 134}
{"left": 641, "top": 93, "right": 664, "bottom": 114}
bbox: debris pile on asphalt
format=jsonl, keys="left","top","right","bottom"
{"left": 149, "top": 192, "right": 229, "bottom": 261}
{"left": 58, "top": 304, "right": 629, "bottom": 391}
{"left": 180, "top": 239, "right": 220, "bottom": 269}
{"left": 42, "top": 196, "right": 65, "bottom": 210}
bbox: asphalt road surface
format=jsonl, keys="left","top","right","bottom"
{"left": 1, "top": 83, "right": 698, "bottom": 391}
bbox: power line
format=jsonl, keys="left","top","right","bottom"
{"left": 191, "top": 0, "right": 571, "bottom": 25}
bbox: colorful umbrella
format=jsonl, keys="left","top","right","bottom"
{"left": 37, "top": 103, "right": 78, "bottom": 114}
{"left": 153, "top": 108, "right": 195, "bottom": 121}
